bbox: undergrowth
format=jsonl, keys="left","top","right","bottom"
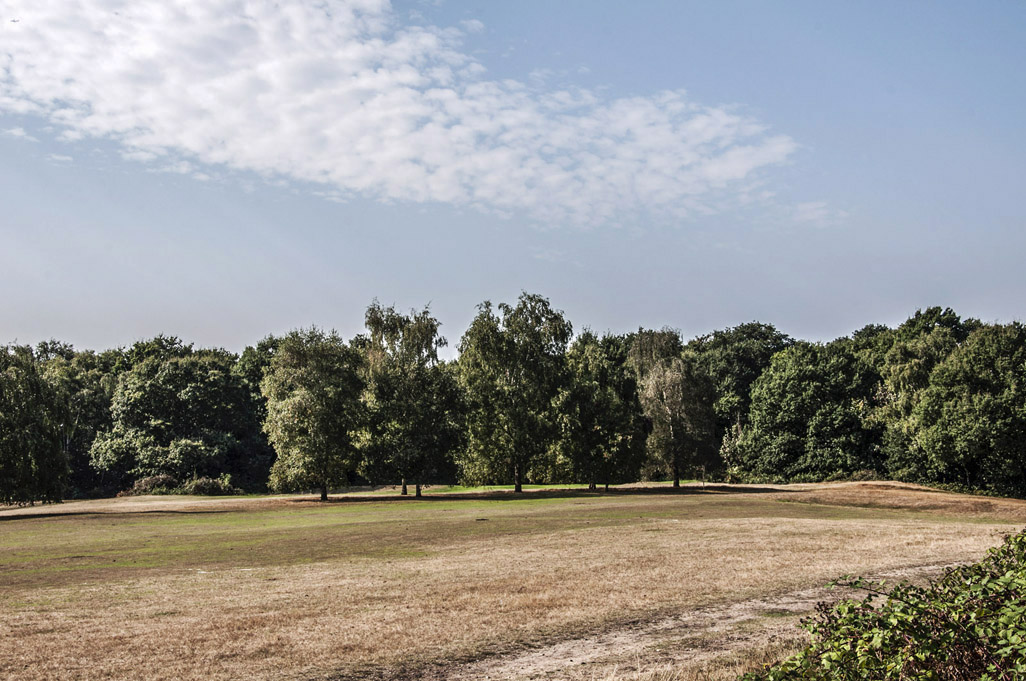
{"left": 744, "top": 529, "right": 1026, "bottom": 680}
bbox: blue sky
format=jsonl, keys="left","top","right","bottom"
{"left": 1, "top": 0, "right": 1024, "bottom": 352}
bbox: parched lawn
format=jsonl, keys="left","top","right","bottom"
{"left": 1, "top": 482, "right": 1022, "bottom": 680}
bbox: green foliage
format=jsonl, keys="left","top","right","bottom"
{"left": 89, "top": 347, "right": 261, "bottom": 489}
{"left": 744, "top": 529, "right": 1026, "bottom": 680}
{"left": 0, "top": 345, "right": 67, "bottom": 504}
{"left": 457, "top": 292, "right": 572, "bottom": 492}
{"left": 118, "top": 472, "right": 241, "bottom": 496}
{"left": 38, "top": 346, "right": 119, "bottom": 497}
{"left": 178, "top": 473, "right": 242, "bottom": 496}
{"left": 550, "top": 331, "right": 648, "bottom": 489}
{"left": 8, "top": 303, "right": 1026, "bottom": 501}
{"left": 360, "top": 302, "right": 464, "bottom": 495}
{"left": 908, "top": 323, "right": 1026, "bottom": 495}
{"left": 688, "top": 321, "right": 792, "bottom": 431}
{"left": 638, "top": 354, "right": 717, "bottom": 487}
{"left": 734, "top": 340, "right": 882, "bottom": 481}
{"left": 119, "top": 474, "right": 180, "bottom": 496}
{"left": 262, "top": 328, "right": 365, "bottom": 500}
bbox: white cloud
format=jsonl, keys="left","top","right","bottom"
{"left": 0, "top": 0, "right": 798, "bottom": 226}
{"left": 792, "top": 201, "right": 848, "bottom": 227}
{"left": 46, "top": 153, "right": 72, "bottom": 162}
{"left": 2, "top": 126, "right": 37, "bottom": 141}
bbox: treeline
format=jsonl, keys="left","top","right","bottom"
{"left": 2, "top": 295, "right": 1025, "bottom": 504}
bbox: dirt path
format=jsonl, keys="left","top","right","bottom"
{"left": 413, "top": 562, "right": 960, "bottom": 681}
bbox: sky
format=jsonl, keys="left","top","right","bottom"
{"left": 1, "top": 0, "right": 1024, "bottom": 353}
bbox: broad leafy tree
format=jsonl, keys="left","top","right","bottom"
{"left": 909, "top": 323, "right": 1026, "bottom": 494}
{"left": 552, "top": 331, "right": 647, "bottom": 489}
{"left": 0, "top": 345, "right": 67, "bottom": 504}
{"left": 262, "top": 328, "right": 365, "bottom": 501}
{"left": 90, "top": 347, "right": 260, "bottom": 489}
{"left": 458, "top": 293, "right": 572, "bottom": 492}
{"left": 876, "top": 308, "right": 980, "bottom": 480}
{"left": 638, "top": 355, "right": 717, "bottom": 487}
{"left": 360, "top": 302, "right": 462, "bottom": 496}
{"left": 39, "top": 346, "right": 119, "bottom": 497}
{"left": 688, "top": 322, "right": 792, "bottom": 431}
{"left": 735, "top": 340, "right": 882, "bottom": 481}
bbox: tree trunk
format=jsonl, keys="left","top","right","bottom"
{"left": 604, "top": 481, "right": 609, "bottom": 492}
{"left": 514, "top": 462, "right": 523, "bottom": 493}
{"left": 320, "top": 482, "right": 328, "bottom": 501}
{"left": 401, "top": 478, "right": 408, "bottom": 496}
{"left": 672, "top": 462, "right": 680, "bottom": 488}
{"left": 588, "top": 479, "right": 597, "bottom": 491}
{"left": 415, "top": 482, "right": 422, "bottom": 498}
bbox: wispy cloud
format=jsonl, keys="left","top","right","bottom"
{"left": 0, "top": 0, "right": 797, "bottom": 226}
{"left": 2, "top": 126, "right": 37, "bottom": 141}
{"left": 46, "top": 153, "right": 73, "bottom": 163}
{"left": 792, "top": 201, "right": 848, "bottom": 227}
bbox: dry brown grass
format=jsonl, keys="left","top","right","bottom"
{"left": 1, "top": 482, "right": 1022, "bottom": 680}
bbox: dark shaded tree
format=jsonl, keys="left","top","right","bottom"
{"left": 90, "top": 348, "right": 261, "bottom": 489}
{"left": 552, "top": 331, "right": 647, "bottom": 490}
{"left": 0, "top": 345, "right": 67, "bottom": 504}
{"left": 688, "top": 322, "right": 792, "bottom": 428}
{"left": 687, "top": 322, "right": 792, "bottom": 469}
{"left": 909, "top": 323, "right": 1026, "bottom": 494}
{"left": 734, "top": 340, "right": 882, "bottom": 481}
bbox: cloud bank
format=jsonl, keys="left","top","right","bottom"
{"left": 0, "top": 0, "right": 797, "bottom": 225}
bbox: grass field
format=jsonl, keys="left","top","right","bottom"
{"left": 2, "top": 482, "right": 1023, "bottom": 680}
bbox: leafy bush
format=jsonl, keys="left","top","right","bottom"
{"left": 178, "top": 474, "right": 241, "bottom": 496}
{"left": 745, "top": 530, "right": 1026, "bottom": 680}
{"left": 118, "top": 473, "right": 240, "bottom": 496}
{"left": 118, "top": 474, "right": 179, "bottom": 496}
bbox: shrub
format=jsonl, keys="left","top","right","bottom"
{"left": 745, "top": 529, "right": 1026, "bottom": 680}
{"left": 118, "top": 474, "right": 179, "bottom": 496}
{"left": 178, "top": 474, "right": 241, "bottom": 496}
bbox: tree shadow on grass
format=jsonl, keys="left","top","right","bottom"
{"left": 0, "top": 508, "right": 233, "bottom": 522}
{"left": 290, "top": 483, "right": 792, "bottom": 505}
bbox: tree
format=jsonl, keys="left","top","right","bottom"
{"left": 89, "top": 347, "right": 261, "bottom": 489}
{"left": 262, "top": 328, "right": 365, "bottom": 501}
{"left": 875, "top": 308, "right": 980, "bottom": 481}
{"left": 552, "top": 331, "right": 647, "bottom": 490}
{"left": 688, "top": 322, "right": 792, "bottom": 432}
{"left": 638, "top": 355, "right": 716, "bottom": 487}
{"left": 39, "top": 347, "right": 119, "bottom": 497}
{"left": 734, "top": 340, "right": 882, "bottom": 481}
{"left": 909, "top": 323, "right": 1026, "bottom": 495}
{"left": 231, "top": 335, "right": 281, "bottom": 489}
{"left": 360, "top": 302, "right": 462, "bottom": 497}
{"left": 0, "top": 345, "right": 67, "bottom": 504}
{"left": 626, "top": 327, "right": 684, "bottom": 380}
{"left": 458, "top": 292, "right": 572, "bottom": 492}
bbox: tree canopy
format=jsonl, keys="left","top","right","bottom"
{"left": 458, "top": 292, "right": 572, "bottom": 492}
{"left": 261, "top": 328, "right": 365, "bottom": 501}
